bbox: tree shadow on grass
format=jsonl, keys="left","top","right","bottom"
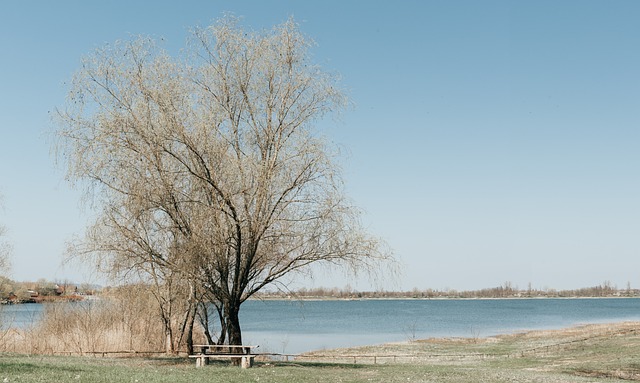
{"left": 0, "top": 361, "right": 83, "bottom": 374}
{"left": 264, "top": 361, "right": 369, "bottom": 369}
{"left": 139, "top": 356, "right": 193, "bottom": 366}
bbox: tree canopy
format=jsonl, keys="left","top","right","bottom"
{"left": 55, "top": 16, "right": 392, "bottom": 350}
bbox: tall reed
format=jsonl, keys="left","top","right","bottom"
{"left": 0, "top": 290, "right": 204, "bottom": 355}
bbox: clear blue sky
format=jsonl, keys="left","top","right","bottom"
{"left": 1, "top": 1, "right": 639, "bottom": 291}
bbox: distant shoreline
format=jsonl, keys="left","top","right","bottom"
{"left": 255, "top": 283, "right": 637, "bottom": 301}
{"left": 253, "top": 295, "right": 640, "bottom": 302}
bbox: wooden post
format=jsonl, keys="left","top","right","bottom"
{"left": 241, "top": 356, "right": 253, "bottom": 369}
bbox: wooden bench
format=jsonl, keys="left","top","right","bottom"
{"left": 189, "top": 345, "right": 259, "bottom": 368}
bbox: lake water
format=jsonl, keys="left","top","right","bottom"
{"left": 4, "top": 298, "right": 640, "bottom": 354}
{"left": 239, "top": 298, "right": 640, "bottom": 354}
{"left": 0, "top": 303, "right": 44, "bottom": 329}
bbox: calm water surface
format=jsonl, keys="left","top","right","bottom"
{"left": 4, "top": 298, "right": 640, "bottom": 354}
{"left": 1, "top": 303, "right": 44, "bottom": 329}
{"left": 239, "top": 298, "right": 640, "bottom": 353}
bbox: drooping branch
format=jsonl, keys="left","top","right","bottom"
{"left": 56, "top": 16, "right": 394, "bottom": 347}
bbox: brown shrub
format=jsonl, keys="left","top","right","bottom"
{"left": 0, "top": 288, "right": 206, "bottom": 355}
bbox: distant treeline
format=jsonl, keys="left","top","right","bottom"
{"left": 3, "top": 277, "right": 637, "bottom": 303}
{"left": 256, "top": 282, "right": 639, "bottom": 300}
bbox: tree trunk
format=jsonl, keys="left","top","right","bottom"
{"left": 186, "top": 308, "right": 195, "bottom": 355}
{"left": 197, "top": 302, "right": 215, "bottom": 345}
{"left": 215, "top": 302, "right": 227, "bottom": 345}
{"left": 164, "top": 323, "right": 174, "bottom": 354}
{"left": 225, "top": 303, "right": 242, "bottom": 345}
{"left": 159, "top": 306, "right": 175, "bottom": 354}
{"left": 224, "top": 301, "right": 242, "bottom": 365}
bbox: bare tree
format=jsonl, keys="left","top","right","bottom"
{"left": 56, "top": 17, "right": 393, "bottom": 347}
{"left": 0, "top": 195, "right": 11, "bottom": 275}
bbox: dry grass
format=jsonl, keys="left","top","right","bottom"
{"left": 302, "top": 321, "right": 640, "bottom": 381}
{"left": 0, "top": 292, "right": 209, "bottom": 355}
{"left": 0, "top": 299, "right": 166, "bottom": 355}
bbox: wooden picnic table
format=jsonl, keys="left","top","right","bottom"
{"left": 189, "top": 345, "right": 259, "bottom": 368}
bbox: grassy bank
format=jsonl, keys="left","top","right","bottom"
{"left": 1, "top": 322, "right": 639, "bottom": 382}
